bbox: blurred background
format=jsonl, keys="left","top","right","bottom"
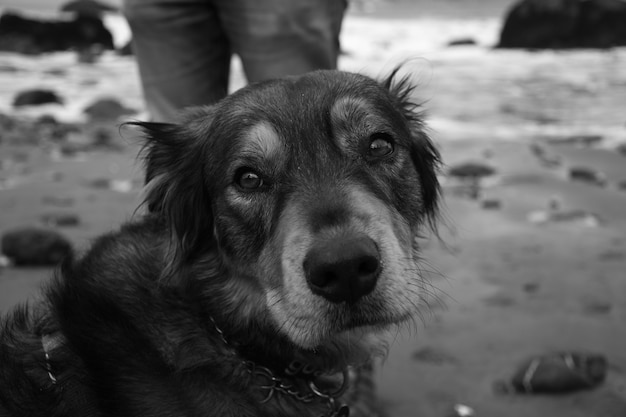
{"left": 0, "top": 1, "right": 625, "bottom": 416}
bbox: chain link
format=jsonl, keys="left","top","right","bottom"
{"left": 209, "top": 316, "right": 351, "bottom": 416}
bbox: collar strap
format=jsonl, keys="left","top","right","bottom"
{"left": 209, "top": 316, "right": 352, "bottom": 416}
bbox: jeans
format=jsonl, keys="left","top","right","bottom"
{"left": 123, "top": 0, "right": 347, "bottom": 121}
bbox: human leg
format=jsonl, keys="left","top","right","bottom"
{"left": 123, "top": 0, "right": 231, "bottom": 122}
{"left": 216, "top": 0, "right": 347, "bottom": 83}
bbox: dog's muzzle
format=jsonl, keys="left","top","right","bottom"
{"left": 303, "top": 233, "right": 381, "bottom": 304}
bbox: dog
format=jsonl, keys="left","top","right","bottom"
{"left": 0, "top": 69, "right": 440, "bottom": 417}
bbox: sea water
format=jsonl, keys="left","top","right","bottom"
{"left": 0, "top": 5, "right": 624, "bottom": 148}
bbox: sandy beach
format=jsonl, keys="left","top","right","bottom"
{"left": 1, "top": 1, "right": 625, "bottom": 416}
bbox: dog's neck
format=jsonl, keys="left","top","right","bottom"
{"left": 207, "top": 313, "right": 353, "bottom": 416}
{"left": 208, "top": 312, "right": 347, "bottom": 378}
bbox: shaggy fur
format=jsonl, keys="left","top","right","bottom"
{"left": 0, "top": 69, "right": 440, "bottom": 417}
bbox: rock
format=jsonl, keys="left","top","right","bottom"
{"left": 582, "top": 300, "right": 612, "bottom": 315}
{"left": 507, "top": 352, "right": 607, "bottom": 393}
{"left": 1, "top": 227, "right": 72, "bottom": 266}
{"left": 568, "top": 166, "right": 607, "bottom": 186}
{"left": 412, "top": 346, "right": 458, "bottom": 365}
{"left": 617, "top": 143, "right": 626, "bottom": 156}
{"left": 498, "top": 0, "right": 626, "bottom": 49}
{"left": 13, "top": 89, "right": 63, "bottom": 107}
{"left": 59, "top": 0, "right": 118, "bottom": 17}
{"left": 522, "top": 282, "right": 540, "bottom": 293}
{"left": 40, "top": 212, "right": 81, "bottom": 227}
{"left": 546, "top": 134, "right": 604, "bottom": 147}
{"left": 448, "top": 162, "right": 496, "bottom": 179}
{"left": 447, "top": 38, "right": 477, "bottom": 47}
{"left": 528, "top": 208, "right": 603, "bottom": 227}
{"left": 447, "top": 404, "right": 475, "bottom": 417}
{"left": 0, "top": 113, "right": 81, "bottom": 146}
{"left": 0, "top": 11, "right": 114, "bottom": 55}
{"left": 83, "top": 98, "right": 136, "bottom": 121}
{"left": 484, "top": 293, "right": 516, "bottom": 307}
{"left": 42, "top": 196, "right": 75, "bottom": 207}
{"left": 481, "top": 199, "right": 502, "bottom": 210}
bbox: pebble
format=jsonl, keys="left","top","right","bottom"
{"left": 448, "top": 162, "right": 496, "bottom": 179}
{"left": 13, "top": 89, "right": 63, "bottom": 107}
{"left": 481, "top": 199, "right": 501, "bottom": 210}
{"left": 40, "top": 213, "right": 81, "bottom": 227}
{"left": 1, "top": 227, "right": 72, "bottom": 266}
{"left": 82, "top": 98, "right": 136, "bottom": 121}
{"left": 568, "top": 167, "right": 607, "bottom": 187}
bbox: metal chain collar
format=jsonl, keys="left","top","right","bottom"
{"left": 209, "top": 317, "right": 351, "bottom": 417}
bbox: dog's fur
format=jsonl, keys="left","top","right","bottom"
{"left": 0, "top": 69, "right": 440, "bottom": 417}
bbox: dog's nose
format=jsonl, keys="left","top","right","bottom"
{"left": 303, "top": 235, "right": 381, "bottom": 303}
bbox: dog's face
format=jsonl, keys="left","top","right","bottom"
{"left": 139, "top": 70, "right": 439, "bottom": 349}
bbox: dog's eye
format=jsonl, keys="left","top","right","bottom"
{"left": 368, "top": 133, "right": 394, "bottom": 158}
{"left": 235, "top": 169, "right": 264, "bottom": 190}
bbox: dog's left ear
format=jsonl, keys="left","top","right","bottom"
{"left": 127, "top": 106, "right": 216, "bottom": 282}
{"left": 381, "top": 68, "right": 441, "bottom": 226}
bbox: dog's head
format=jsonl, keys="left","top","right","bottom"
{"left": 136, "top": 69, "right": 440, "bottom": 350}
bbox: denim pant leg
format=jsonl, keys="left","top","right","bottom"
{"left": 216, "top": 0, "right": 347, "bottom": 83}
{"left": 123, "top": 0, "right": 231, "bottom": 122}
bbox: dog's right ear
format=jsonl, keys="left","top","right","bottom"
{"left": 125, "top": 106, "right": 216, "bottom": 282}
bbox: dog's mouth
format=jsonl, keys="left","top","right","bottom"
{"left": 266, "top": 284, "right": 418, "bottom": 349}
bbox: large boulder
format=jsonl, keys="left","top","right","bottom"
{"left": 0, "top": 11, "right": 114, "bottom": 54}
{"left": 498, "top": 0, "right": 626, "bottom": 49}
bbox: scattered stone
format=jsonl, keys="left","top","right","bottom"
{"left": 528, "top": 209, "right": 602, "bottom": 227}
{"left": 568, "top": 166, "right": 607, "bottom": 187}
{"left": 0, "top": 254, "right": 11, "bottom": 268}
{"left": 582, "top": 300, "right": 612, "bottom": 316}
{"left": 448, "top": 162, "right": 496, "bottom": 179}
{"left": 448, "top": 404, "right": 475, "bottom": 417}
{"left": 1, "top": 227, "right": 72, "bottom": 266}
{"left": 522, "top": 282, "right": 540, "bottom": 293}
{"left": 44, "top": 68, "right": 67, "bottom": 77}
{"left": 502, "top": 352, "right": 607, "bottom": 394}
{"left": 110, "top": 179, "right": 133, "bottom": 193}
{"left": 88, "top": 177, "right": 112, "bottom": 189}
{"left": 86, "top": 178, "right": 133, "bottom": 192}
{"left": 0, "top": 11, "right": 114, "bottom": 55}
{"left": 481, "top": 199, "right": 502, "bottom": 210}
{"left": 412, "top": 346, "right": 458, "bottom": 365}
{"left": 598, "top": 249, "right": 625, "bottom": 261}
{"left": 83, "top": 98, "right": 137, "bottom": 121}
{"left": 0, "top": 114, "right": 40, "bottom": 144}
{"left": 546, "top": 134, "right": 604, "bottom": 147}
{"left": 42, "top": 196, "right": 75, "bottom": 207}
{"left": 13, "top": 89, "right": 63, "bottom": 107}
{"left": 498, "top": 0, "right": 626, "bottom": 49}
{"left": 528, "top": 210, "right": 603, "bottom": 227}
{"left": 447, "top": 38, "right": 477, "bottom": 47}
{"left": 40, "top": 212, "right": 81, "bottom": 227}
